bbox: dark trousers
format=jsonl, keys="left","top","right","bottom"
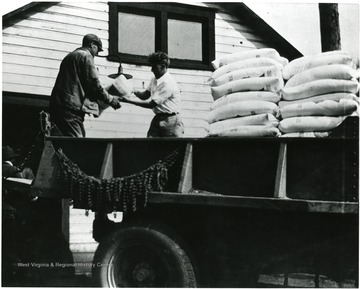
{"left": 49, "top": 106, "right": 86, "bottom": 137}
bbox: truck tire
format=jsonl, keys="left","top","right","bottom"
{"left": 92, "top": 223, "right": 197, "bottom": 288}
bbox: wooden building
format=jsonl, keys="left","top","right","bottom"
{"left": 2, "top": 1, "right": 302, "bottom": 275}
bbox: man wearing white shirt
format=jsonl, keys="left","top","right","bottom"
{"left": 122, "top": 52, "right": 184, "bottom": 137}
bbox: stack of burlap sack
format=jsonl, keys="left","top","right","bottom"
{"left": 207, "top": 48, "right": 287, "bottom": 137}
{"left": 279, "top": 51, "right": 359, "bottom": 137}
{"left": 207, "top": 49, "right": 359, "bottom": 137}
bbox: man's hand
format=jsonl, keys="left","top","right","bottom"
{"left": 110, "top": 96, "right": 121, "bottom": 110}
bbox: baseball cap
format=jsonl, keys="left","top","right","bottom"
{"left": 82, "top": 34, "right": 103, "bottom": 52}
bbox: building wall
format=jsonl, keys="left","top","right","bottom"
{"left": 2, "top": 1, "right": 276, "bottom": 275}
{"left": 2, "top": 2, "right": 271, "bottom": 138}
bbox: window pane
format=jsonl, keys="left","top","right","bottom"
{"left": 168, "top": 19, "right": 202, "bottom": 61}
{"left": 118, "top": 12, "right": 155, "bottom": 56}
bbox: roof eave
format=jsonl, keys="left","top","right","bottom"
{"left": 3, "top": 2, "right": 59, "bottom": 28}
{"left": 216, "top": 2, "right": 303, "bottom": 60}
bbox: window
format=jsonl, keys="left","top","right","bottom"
{"left": 109, "top": 2, "right": 216, "bottom": 70}
{"left": 118, "top": 12, "right": 155, "bottom": 55}
{"left": 168, "top": 19, "right": 202, "bottom": 61}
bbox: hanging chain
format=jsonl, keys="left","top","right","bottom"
{"left": 17, "top": 112, "right": 184, "bottom": 214}
{"left": 39, "top": 110, "right": 52, "bottom": 136}
{"left": 56, "top": 147, "right": 183, "bottom": 213}
{"left": 18, "top": 111, "right": 52, "bottom": 171}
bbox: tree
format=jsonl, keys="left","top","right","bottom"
{"left": 318, "top": 3, "right": 341, "bottom": 52}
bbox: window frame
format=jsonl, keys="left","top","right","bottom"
{"left": 108, "top": 2, "right": 216, "bottom": 71}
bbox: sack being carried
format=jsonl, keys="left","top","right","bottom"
{"left": 99, "top": 75, "right": 133, "bottom": 114}
{"left": 106, "top": 74, "right": 133, "bottom": 97}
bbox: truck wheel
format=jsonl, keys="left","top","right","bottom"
{"left": 92, "top": 224, "right": 197, "bottom": 288}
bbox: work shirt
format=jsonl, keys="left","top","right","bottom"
{"left": 146, "top": 72, "right": 181, "bottom": 115}
{"left": 50, "top": 47, "right": 113, "bottom": 116}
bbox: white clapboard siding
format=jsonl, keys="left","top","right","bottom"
{"left": 3, "top": 84, "right": 50, "bottom": 96}
{"left": 3, "top": 53, "right": 63, "bottom": 70}
{"left": 3, "top": 63, "right": 59, "bottom": 79}
{"left": 46, "top": 3, "right": 109, "bottom": 22}
{"left": 216, "top": 11, "right": 245, "bottom": 22}
{"left": 86, "top": 119, "right": 154, "bottom": 134}
{"left": 2, "top": 35, "right": 87, "bottom": 56}
{"left": 85, "top": 130, "right": 147, "bottom": 138}
{"left": 211, "top": 5, "right": 269, "bottom": 56}
{"left": 215, "top": 26, "right": 265, "bottom": 42}
{"left": 85, "top": 126, "right": 208, "bottom": 138}
{"left": 3, "top": 40, "right": 69, "bottom": 60}
{"left": 181, "top": 93, "right": 212, "bottom": 103}
{"left": 7, "top": 19, "right": 107, "bottom": 38}
{"left": 215, "top": 17, "right": 256, "bottom": 32}
{"left": 95, "top": 109, "right": 210, "bottom": 125}
{"left": 86, "top": 115, "right": 208, "bottom": 133}
{"left": 3, "top": 73, "right": 54, "bottom": 88}
{"left": 216, "top": 35, "right": 266, "bottom": 49}
{"left": 3, "top": 1, "right": 279, "bottom": 272}
{"left": 61, "top": 1, "right": 109, "bottom": 12}
{"left": 3, "top": 25, "right": 102, "bottom": 46}
{"left": 24, "top": 12, "right": 108, "bottom": 30}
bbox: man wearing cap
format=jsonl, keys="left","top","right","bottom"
{"left": 2, "top": 146, "right": 24, "bottom": 178}
{"left": 121, "top": 51, "right": 184, "bottom": 137}
{"left": 49, "top": 34, "right": 122, "bottom": 137}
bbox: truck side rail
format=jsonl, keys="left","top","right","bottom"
{"left": 148, "top": 191, "right": 358, "bottom": 214}
{"left": 30, "top": 137, "right": 358, "bottom": 214}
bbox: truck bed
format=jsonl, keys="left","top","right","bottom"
{"left": 30, "top": 136, "right": 358, "bottom": 212}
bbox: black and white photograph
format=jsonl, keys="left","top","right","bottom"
{"left": 1, "top": 1, "right": 359, "bottom": 287}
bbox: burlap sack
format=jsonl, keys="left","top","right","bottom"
{"left": 99, "top": 75, "right": 133, "bottom": 115}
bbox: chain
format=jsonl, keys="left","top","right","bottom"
{"left": 39, "top": 110, "right": 52, "bottom": 136}
{"left": 18, "top": 111, "right": 53, "bottom": 171}
{"left": 56, "top": 147, "right": 183, "bottom": 213}
{"left": 18, "top": 143, "right": 36, "bottom": 171}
